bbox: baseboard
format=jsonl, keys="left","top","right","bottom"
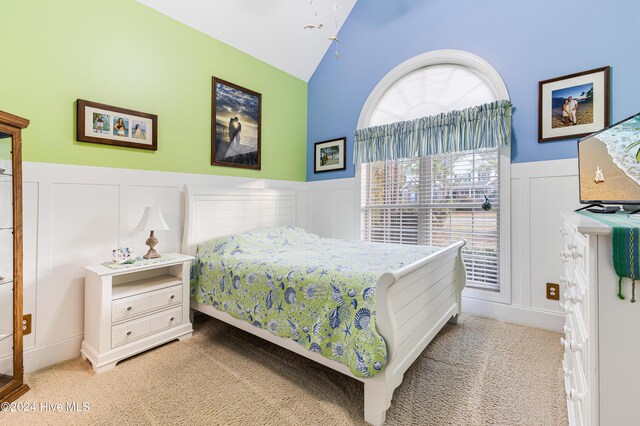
{"left": 12, "top": 301, "right": 561, "bottom": 374}
{"left": 462, "top": 297, "right": 564, "bottom": 333}
{"left": 23, "top": 335, "right": 83, "bottom": 373}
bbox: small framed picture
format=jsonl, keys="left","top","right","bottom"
{"left": 538, "top": 66, "right": 610, "bottom": 142}
{"left": 314, "top": 137, "right": 346, "bottom": 173}
{"left": 212, "top": 77, "right": 262, "bottom": 170}
{"left": 77, "top": 100, "right": 157, "bottom": 150}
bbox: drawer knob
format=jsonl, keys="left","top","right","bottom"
{"left": 561, "top": 337, "right": 582, "bottom": 352}
{"left": 568, "top": 389, "right": 584, "bottom": 401}
{"left": 170, "top": 295, "right": 175, "bottom": 299}
{"left": 170, "top": 317, "right": 175, "bottom": 321}
{"left": 127, "top": 306, "right": 132, "bottom": 311}
{"left": 127, "top": 331, "right": 132, "bottom": 336}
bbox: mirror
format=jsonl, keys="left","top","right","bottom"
{"left": 0, "top": 133, "right": 13, "bottom": 387}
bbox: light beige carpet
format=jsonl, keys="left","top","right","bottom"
{"left": 3, "top": 315, "right": 567, "bottom": 425}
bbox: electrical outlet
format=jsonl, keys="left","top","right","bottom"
{"left": 546, "top": 283, "right": 560, "bottom": 301}
{"left": 22, "top": 314, "right": 32, "bottom": 335}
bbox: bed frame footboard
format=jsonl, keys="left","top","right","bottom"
{"left": 364, "top": 240, "right": 467, "bottom": 425}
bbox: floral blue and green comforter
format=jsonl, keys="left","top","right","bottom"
{"left": 190, "top": 226, "right": 439, "bottom": 378}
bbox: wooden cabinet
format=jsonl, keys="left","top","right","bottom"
{"left": 0, "top": 111, "right": 30, "bottom": 403}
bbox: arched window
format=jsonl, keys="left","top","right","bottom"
{"left": 369, "top": 64, "right": 498, "bottom": 126}
{"left": 359, "top": 50, "right": 510, "bottom": 299}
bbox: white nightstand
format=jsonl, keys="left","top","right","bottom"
{"left": 81, "top": 253, "right": 194, "bottom": 373}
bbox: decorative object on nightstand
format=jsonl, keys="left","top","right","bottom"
{"left": 0, "top": 110, "right": 30, "bottom": 403}
{"left": 112, "top": 245, "right": 134, "bottom": 264}
{"left": 82, "top": 254, "right": 194, "bottom": 373}
{"left": 135, "top": 207, "right": 169, "bottom": 259}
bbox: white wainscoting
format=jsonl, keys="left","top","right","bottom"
{"left": 306, "top": 177, "right": 360, "bottom": 240}
{"left": 6, "top": 162, "right": 308, "bottom": 373}
{"left": 307, "top": 159, "right": 578, "bottom": 332}
{"left": 7, "top": 159, "right": 574, "bottom": 373}
{"left": 508, "top": 158, "right": 579, "bottom": 323}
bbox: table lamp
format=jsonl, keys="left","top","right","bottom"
{"left": 135, "top": 207, "right": 170, "bottom": 259}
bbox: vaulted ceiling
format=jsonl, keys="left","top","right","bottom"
{"left": 137, "top": 0, "right": 358, "bottom": 81}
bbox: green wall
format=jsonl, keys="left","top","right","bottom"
{"left": 1, "top": 0, "right": 307, "bottom": 181}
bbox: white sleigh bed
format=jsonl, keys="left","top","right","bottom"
{"left": 182, "top": 186, "right": 467, "bottom": 425}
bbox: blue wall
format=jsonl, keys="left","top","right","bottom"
{"left": 307, "top": 0, "right": 640, "bottom": 181}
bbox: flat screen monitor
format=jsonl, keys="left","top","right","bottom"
{"left": 578, "top": 113, "right": 640, "bottom": 204}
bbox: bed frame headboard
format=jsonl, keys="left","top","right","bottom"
{"left": 182, "top": 186, "right": 298, "bottom": 256}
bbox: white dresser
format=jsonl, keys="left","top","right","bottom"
{"left": 560, "top": 212, "right": 639, "bottom": 426}
{"left": 81, "top": 254, "right": 194, "bottom": 372}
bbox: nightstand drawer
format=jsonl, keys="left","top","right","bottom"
{"left": 150, "top": 306, "right": 182, "bottom": 333}
{"left": 150, "top": 284, "right": 183, "bottom": 311}
{"left": 111, "top": 306, "right": 183, "bottom": 348}
{"left": 112, "top": 284, "right": 182, "bottom": 323}
{"left": 112, "top": 293, "right": 152, "bottom": 323}
{"left": 111, "top": 316, "right": 151, "bottom": 348}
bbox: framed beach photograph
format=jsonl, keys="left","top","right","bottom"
{"left": 314, "top": 137, "right": 346, "bottom": 173}
{"left": 538, "top": 66, "right": 610, "bottom": 142}
{"left": 212, "top": 77, "right": 262, "bottom": 170}
{"left": 76, "top": 99, "right": 157, "bottom": 150}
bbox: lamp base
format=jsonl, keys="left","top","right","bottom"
{"left": 143, "top": 230, "right": 161, "bottom": 259}
{"left": 143, "top": 249, "right": 160, "bottom": 260}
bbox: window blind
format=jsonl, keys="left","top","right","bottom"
{"left": 361, "top": 147, "right": 501, "bottom": 290}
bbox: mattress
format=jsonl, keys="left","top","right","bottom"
{"left": 190, "top": 226, "right": 439, "bottom": 377}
